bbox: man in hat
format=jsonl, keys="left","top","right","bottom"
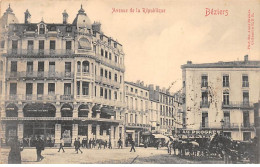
{"left": 35, "top": 135, "right": 45, "bottom": 162}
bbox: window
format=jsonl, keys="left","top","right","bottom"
{"left": 12, "top": 40, "right": 18, "bottom": 53}
{"left": 64, "top": 83, "right": 71, "bottom": 95}
{"left": 0, "top": 81, "right": 2, "bottom": 95}
{"left": 39, "top": 40, "right": 44, "bottom": 54}
{"left": 114, "top": 73, "right": 118, "bottom": 82}
{"left": 243, "top": 111, "right": 250, "bottom": 127}
{"left": 243, "top": 132, "right": 251, "bottom": 141}
{"left": 115, "top": 55, "right": 118, "bottom": 63}
{"left": 100, "top": 87, "right": 103, "bottom": 97}
{"left": 130, "top": 114, "right": 133, "bottom": 123}
{"left": 66, "top": 26, "right": 72, "bottom": 32}
{"left": 50, "top": 40, "right": 55, "bottom": 50}
{"left": 37, "top": 83, "right": 44, "bottom": 95}
{"left": 202, "top": 113, "right": 208, "bottom": 128}
{"left": 10, "top": 83, "right": 17, "bottom": 95}
{"left": 11, "top": 61, "right": 17, "bottom": 72}
{"left": 242, "top": 75, "right": 249, "bottom": 87}
{"left": 49, "top": 62, "right": 55, "bottom": 73}
{"left": 77, "top": 61, "right": 81, "bottom": 73}
{"left": 109, "top": 53, "right": 112, "bottom": 60}
{"left": 201, "top": 75, "right": 208, "bottom": 87}
{"left": 243, "top": 91, "right": 249, "bottom": 105}
{"left": 104, "top": 89, "right": 108, "bottom": 99}
{"left": 100, "top": 68, "right": 103, "bottom": 76}
{"left": 141, "top": 91, "right": 143, "bottom": 96}
{"left": 66, "top": 41, "right": 72, "bottom": 50}
{"left": 26, "top": 83, "right": 33, "bottom": 95}
{"left": 201, "top": 91, "right": 208, "bottom": 104}
{"left": 39, "top": 24, "right": 45, "bottom": 34}
{"left": 125, "top": 113, "right": 128, "bottom": 124}
{"left": 105, "top": 51, "right": 108, "bottom": 58}
{"left": 223, "top": 91, "right": 229, "bottom": 105}
{"left": 82, "top": 61, "right": 89, "bottom": 73}
{"left": 48, "top": 83, "right": 55, "bottom": 94}
{"left": 120, "top": 76, "right": 122, "bottom": 83}
{"left": 82, "top": 82, "right": 89, "bottom": 95}
{"left": 223, "top": 111, "right": 230, "bottom": 127}
{"left": 105, "top": 70, "right": 108, "bottom": 78}
{"left": 109, "top": 90, "right": 111, "bottom": 99}
{"left": 27, "top": 40, "right": 34, "bottom": 51}
{"left": 114, "top": 91, "right": 117, "bottom": 100}
{"left": 101, "top": 49, "right": 104, "bottom": 56}
{"left": 77, "top": 81, "right": 80, "bottom": 95}
{"left": 223, "top": 75, "right": 229, "bottom": 87}
{"left": 135, "top": 89, "right": 138, "bottom": 94}
{"left": 145, "top": 92, "right": 148, "bottom": 97}
{"left": 131, "top": 87, "right": 133, "bottom": 92}
{"left": 65, "top": 62, "right": 71, "bottom": 73}
{"left": 109, "top": 71, "right": 111, "bottom": 80}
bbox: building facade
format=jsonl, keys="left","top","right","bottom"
{"left": 124, "top": 81, "right": 151, "bottom": 146}
{"left": 0, "top": 5, "right": 125, "bottom": 147}
{"left": 181, "top": 56, "right": 260, "bottom": 141}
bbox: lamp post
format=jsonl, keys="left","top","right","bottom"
{"left": 220, "top": 119, "right": 224, "bottom": 135}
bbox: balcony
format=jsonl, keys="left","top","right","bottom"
{"left": 200, "top": 101, "right": 210, "bottom": 108}
{"left": 201, "top": 81, "right": 208, "bottom": 87}
{"left": 95, "top": 75, "right": 120, "bottom": 88}
{"left": 242, "top": 81, "right": 249, "bottom": 87}
{"left": 5, "top": 94, "right": 74, "bottom": 102}
{"left": 126, "top": 123, "right": 151, "bottom": 128}
{"left": 7, "top": 49, "right": 74, "bottom": 56}
{"left": 222, "top": 101, "right": 254, "bottom": 109}
{"left": 6, "top": 71, "right": 73, "bottom": 80}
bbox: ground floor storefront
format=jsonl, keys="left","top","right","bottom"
{"left": 0, "top": 118, "right": 124, "bottom": 148}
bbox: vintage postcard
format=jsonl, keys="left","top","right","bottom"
{"left": 0, "top": 0, "right": 259, "bottom": 164}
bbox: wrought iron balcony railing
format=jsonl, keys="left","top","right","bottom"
{"left": 7, "top": 49, "right": 74, "bottom": 56}
{"left": 222, "top": 101, "right": 254, "bottom": 109}
{"left": 6, "top": 71, "right": 73, "bottom": 80}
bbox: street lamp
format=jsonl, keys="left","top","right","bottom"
{"left": 220, "top": 119, "right": 224, "bottom": 134}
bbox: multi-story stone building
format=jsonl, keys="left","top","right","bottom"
{"left": 124, "top": 81, "right": 151, "bottom": 146}
{"left": 0, "top": 5, "right": 125, "bottom": 147}
{"left": 181, "top": 55, "right": 260, "bottom": 141}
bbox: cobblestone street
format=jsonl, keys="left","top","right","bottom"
{"left": 0, "top": 147, "right": 224, "bottom": 164}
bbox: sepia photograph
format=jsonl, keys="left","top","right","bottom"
{"left": 0, "top": 0, "right": 259, "bottom": 164}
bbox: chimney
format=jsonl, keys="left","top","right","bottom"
{"left": 156, "top": 86, "right": 160, "bottom": 91}
{"left": 62, "top": 10, "right": 68, "bottom": 24}
{"left": 24, "top": 9, "right": 31, "bottom": 24}
{"left": 244, "top": 55, "right": 248, "bottom": 62}
{"left": 187, "top": 61, "right": 192, "bottom": 64}
{"left": 149, "top": 84, "right": 154, "bottom": 90}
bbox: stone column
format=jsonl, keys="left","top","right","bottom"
{"left": 55, "top": 124, "right": 61, "bottom": 147}
{"left": 96, "top": 125, "right": 100, "bottom": 139}
{"left": 18, "top": 103, "right": 23, "bottom": 118}
{"left": 1, "top": 123, "right": 6, "bottom": 144}
{"left": 73, "top": 103, "right": 78, "bottom": 118}
{"left": 110, "top": 125, "right": 114, "bottom": 147}
{"left": 88, "top": 104, "right": 93, "bottom": 118}
{"left": 0, "top": 105, "right": 5, "bottom": 117}
{"left": 87, "top": 124, "right": 92, "bottom": 140}
{"left": 96, "top": 110, "right": 101, "bottom": 118}
{"left": 56, "top": 105, "right": 61, "bottom": 117}
{"left": 17, "top": 123, "right": 24, "bottom": 141}
{"left": 121, "top": 126, "right": 125, "bottom": 147}
{"left": 72, "top": 124, "right": 78, "bottom": 146}
{"left": 115, "top": 126, "right": 119, "bottom": 148}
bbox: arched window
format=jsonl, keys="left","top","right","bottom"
{"left": 61, "top": 103, "right": 73, "bottom": 117}
{"left": 6, "top": 103, "right": 18, "bottom": 117}
{"left": 82, "top": 61, "right": 89, "bottom": 73}
{"left": 77, "top": 61, "right": 81, "bottom": 73}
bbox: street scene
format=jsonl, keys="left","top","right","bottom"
{"left": 0, "top": 0, "right": 260, "bottom": 164}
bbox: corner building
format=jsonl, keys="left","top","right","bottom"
{"left": 181, "top": 56, "right": 260, "bottom": 141}
{"left": 0, "top": 5, "right": 125, "bottom": 147}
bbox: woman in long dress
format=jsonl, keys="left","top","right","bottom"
{"left": 8, "top": 136, "right": 23, "bottom": 164}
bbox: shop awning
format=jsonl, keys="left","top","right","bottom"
{"left": 101, "top": 107, "right": 115, "bottom": 116}
{"left": 153, "top": 134, "right": 169, "bottom": 139}
{"left": 78, "top": 104, "right": 89, "bottom": 111}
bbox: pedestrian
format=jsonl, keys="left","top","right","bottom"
{"left": 156, "top": 140, "right": 159, "bottom": 150}
{"left": 58, "top": 137, "right": 65, "bottom": 153}
{"left": 89, "top": 138, "right": 92, "bottom": 149}
{"left": 98, "top": 140, "right": 102, "bottom": 149}
{"left": 8, "top": 136, "right": 23, "bottom": 164}
{"left": 92, "top": 138, "right": 96, "bottom": 148}
{"left": 75, "top": 137, "right": 83, "bottom": 154}
{"left": 130, "top": 140, "right": 136, "bottom": 152}
{"left": 108, "top": 140, "right": 112, "bottom": 149}
{"left": 118, "top": 138, "right": 123, "bottom": 149}
{"left": 74, "top": 138, "right": 77, "bottom": 151}
{"left": 35, "top": 136, "right": 45, "bottom": 162}
{"left": 104, "top": 140, "right": 107, "bottom": 149}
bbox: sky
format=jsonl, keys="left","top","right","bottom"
{"left": 0, "top": 0, "right": 259, "bottom": 92}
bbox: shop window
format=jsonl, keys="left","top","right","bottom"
{"left": 243, "top": 132, "right": 251, "bottom": 141}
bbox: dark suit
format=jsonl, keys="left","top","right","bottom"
{"left": 35, "top": 138, "right": 44, "bottom": 161}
